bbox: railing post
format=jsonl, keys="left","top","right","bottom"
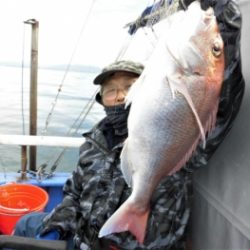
{"left": 20, "top": 145, "right": 28, "bottom": 180}
{"left": 24, "top": 19, "right": 39, "bottom": 172}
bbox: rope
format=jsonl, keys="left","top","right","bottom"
{"left": 116, "top": 0, "right": 180, "bottom": 62}
{"left": 125, "top": 0, "right": 180, "bottom": 35}
{"left": 41, "top": 0, "right": 98, "bottom": 136}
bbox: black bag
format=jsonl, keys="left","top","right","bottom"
{"left": 183, "top": 0, "right": 245, "bottom": 172}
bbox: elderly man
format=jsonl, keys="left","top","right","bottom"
{"left": 13, "top": 60, "right": 192, "bottom": 250}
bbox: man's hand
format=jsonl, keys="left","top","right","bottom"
{"left": 36, "top": 230, "right": 60, "bottom": 240}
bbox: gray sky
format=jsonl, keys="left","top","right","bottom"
{"left": 0, "top": 0, "right": 150, "bottom": 67}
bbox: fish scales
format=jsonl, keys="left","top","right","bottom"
{"left": 99, "top": 1, "right": 225, "bottom": 244}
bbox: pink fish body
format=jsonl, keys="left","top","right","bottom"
{"left": 99, "top": 1, "right": 225, "bottom": 244}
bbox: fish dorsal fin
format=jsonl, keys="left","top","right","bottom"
{"left": 120, "top": 139, "right": 133, "bottom": 187}
{"left": 168, "top": 74, "right": 206, "bottom": 148}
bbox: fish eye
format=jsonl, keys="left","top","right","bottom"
{"left": 212, "top": 42, "right": 222, "bottom": 57}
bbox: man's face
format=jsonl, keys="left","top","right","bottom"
{"left": 101, "top": 71, "right": 138, "bottom": 107}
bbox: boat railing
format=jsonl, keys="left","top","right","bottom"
{"left": 0, "top": 134, "right": 84, "bottom": 147}
{"left": 0, "top": 134, "right": 85, "bottom": 180}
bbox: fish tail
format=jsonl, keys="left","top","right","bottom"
{"left": 99, "top": 199, "right": 150, "bottom": 244}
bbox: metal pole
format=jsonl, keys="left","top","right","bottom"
{"left": 24, "top": 19, "right": 39, "bottom": 171}
{"left": 20, "top": 145, "right": 28, "bottom": 180}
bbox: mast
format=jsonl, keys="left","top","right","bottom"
{"left": 24, "top": 19, "right": 39, "bottom": 171}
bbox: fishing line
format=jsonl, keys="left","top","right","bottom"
{"left": 116, "top": 0, "right": 153, "bottom": 61}
{"left": 37, "top": 90, "right": 98, "bottom": 178}
{"left": 41, "top": 0, "right": 98, "bottom": 136}
{"left": 115, "top": 34, "right": 133, "bottom": 61}
{"left": 36, "top": 0, "right": 98, "bottom": 178}
{"left": 49, "top": 94, "right": 97, "bottom": 175}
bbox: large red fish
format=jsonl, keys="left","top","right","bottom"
{"left": 99, "top": 1, "right": 225, "bottom": 244}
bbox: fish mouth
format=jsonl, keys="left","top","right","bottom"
{"left": 205, "top": 6, "right": 215, "bottom": 18}
{"left": 204, "top": 15, "right": 215, "bottom": 29}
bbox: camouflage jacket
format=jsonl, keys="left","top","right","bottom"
{"left": 41, "top": 119, "right": 193, "bottom": 250}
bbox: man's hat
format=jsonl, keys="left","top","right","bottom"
{"left": 94, "top": 60, "right": 144, "bottom": 104}
{"left": 93, "top": 60, "right": 144, "bottom": 85}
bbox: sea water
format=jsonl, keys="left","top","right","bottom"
{"left": 0, "top": 65, "right": 105, "bottom": 173}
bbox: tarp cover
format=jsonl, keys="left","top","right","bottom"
{"left": 191, "top": 1, "right": 250, "bottom": 249}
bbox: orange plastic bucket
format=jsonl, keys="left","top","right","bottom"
{"left": 0, "top": 183, "right": 49, "bottom": 235}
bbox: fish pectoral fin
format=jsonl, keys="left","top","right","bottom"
{"left": 166, "top": 76, "right": 176, "bottom": 99}
{"left": 120, "top": 139, "right": 133, "bottom": 186}
{"left": 168, "top": 75, "right": 206, "bottom": 147}
{"left": 99, "top": 199, "right": 149, "bottom": 244}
